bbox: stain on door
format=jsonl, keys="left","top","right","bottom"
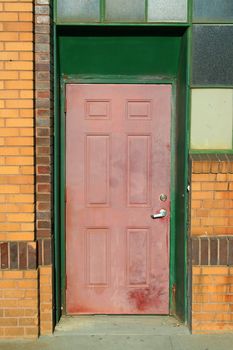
{"left": 66, "top": 84, "right": 171, "bottom": 314}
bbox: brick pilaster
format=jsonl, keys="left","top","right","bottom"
{"left": 35, "top": 0, "right": 53, "bottom": 335}
{"left": 35, "top": 0, "right": 52, "bottom": 262}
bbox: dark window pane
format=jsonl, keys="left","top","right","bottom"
{"left": 192, "top": 25, "right": 233, "bottom": 85}
{"left": 193, "top": 0, "right": 233, "bottom": 23}
{"left": 105, "top": 0, "right": 145, "bottom": 22}
{"left": 57, "top": 0, "right": 100, "bottom": 23}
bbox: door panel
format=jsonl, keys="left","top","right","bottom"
{"left": 66, "top": 84, "right": 171, "bottom": 314}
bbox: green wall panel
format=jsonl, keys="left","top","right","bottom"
{"left": 58, "top": 27, "right": 183, "bottom": 78}
{"left": 174, "top": 31, "right": 188, "bottom": 321}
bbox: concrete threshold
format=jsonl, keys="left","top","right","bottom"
{"left": 1, "top": 317, "right": 233, "bottom": 350}
{"left": 54, "top": 315, "right": 189, "bottom": 336}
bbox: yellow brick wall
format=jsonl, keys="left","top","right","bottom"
{"left": 191, "top": 160, "right": 233, "bottom": 333}
{"left": 192, "top": 266, "right": 233, "bottom": 334}
{"left": 39, "top": 266, "right": 53, "bottom": 335}
{"left": 191, "top": 162, "right": 233, "bottom": 236}
{"left": 0, "top": 0, "right": 34, "bottom": 242}
{"left": 0, "top": 270, "right": 38, "bottom": 338}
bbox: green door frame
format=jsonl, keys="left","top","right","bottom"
{"left": 54, "top": 28, "right": 190, "bottom": 325}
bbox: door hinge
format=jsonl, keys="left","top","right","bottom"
{"left": 172, "top": 283, "right": 176, "bottom": 297}
{"left": 65, "top": 274, "right": 67, "bottom": 289}
{"left": 65, "top": 99, "right": 67, "bottom": 114}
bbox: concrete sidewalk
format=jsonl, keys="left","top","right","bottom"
{"left": 0, "top": 316, "right": 233, "bottom": 350}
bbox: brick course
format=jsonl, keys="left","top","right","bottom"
{"left": 0, "top": 241, "right": 37, "bottom": 269}
{"left": 192, "top": 237, "right": 233, "bottom": 266}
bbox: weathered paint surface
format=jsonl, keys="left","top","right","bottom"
{"left": 66, "top": 84, "right": 171, "bottom": 314}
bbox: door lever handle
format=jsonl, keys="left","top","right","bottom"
{"left": 151, "top": 209, "right": 167, "bottom": 219}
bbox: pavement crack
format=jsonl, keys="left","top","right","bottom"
{"left": 169, "top": 336, "right": 174, "bottom": 350}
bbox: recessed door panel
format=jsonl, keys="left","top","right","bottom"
{"left": 85, "top": 135, "right": 110, "bottom": 206}
{"left": 66, "top": 84, "right": 171, "bottom": 314}
{"left": 127, "top": 135, "right": 151, "bottom": 207}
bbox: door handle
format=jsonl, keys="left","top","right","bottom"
{"left": 151, "top": 209, "right": 167, "bottom": 219}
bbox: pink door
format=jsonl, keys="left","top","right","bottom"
{"left": 66, "top": 84, "right": 171, "bottom": 314}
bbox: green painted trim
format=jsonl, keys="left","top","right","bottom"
{"left": 193, "top": 21, "right": 233, "bottom": 24}
{"left": 189, "top": 21, "right": 193, "bottom": 91}
{"left": 62, "top": 75, "right": 175, "bottom": 85}
{"left": 192, "top": 23, "right": 233, "bottom": 26}
{"left": 56, "top": 27, "right": 189, "bottom": 322}
{"left": 190, "top": 150, "right": 233, "bottom": 154}
{"left": 190, "top": 85, "right": 233, "bottom": 88}
{"left": 100, "top": 0, "right": 105, "bottom": 22}
{"left": 145, "top": 0, "right": 148, "bottom": 22}
{"left": 188, "top": 0, "right": 193, "bottom": 24}
{"left": 185, "top": 26, "right": 192, "bottom": 325}
{"left": 60, "top": 78, "right": 66, "bottom": 314}
{"left": 185, "top": 25, "right": 191, "bottom": 327}
{"left": 190, "top": 0, "right": 233, "bottom": 24}
{"left": 56, "top": 22, "right": 190, "bottom": 27}
{"left": 53, "top": 0, "right": 57, "bottom": 23}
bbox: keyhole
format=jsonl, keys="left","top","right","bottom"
{"left": 160, "top": 194, "right": 167, "bottom": 202}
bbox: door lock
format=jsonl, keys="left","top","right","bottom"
{"left": 160, "top": 194, "right": 167, "bottom": 202}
